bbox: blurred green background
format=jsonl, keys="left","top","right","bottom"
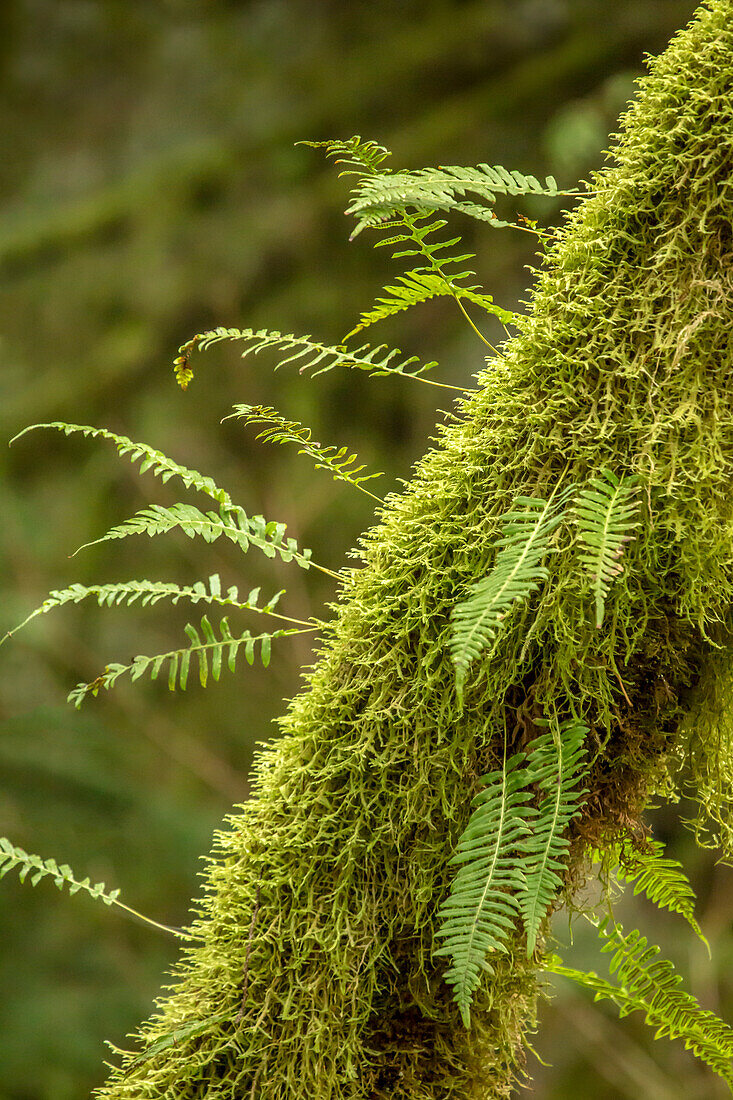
{"left": 2, "top": 1, "right": 730, "bottom": 1097}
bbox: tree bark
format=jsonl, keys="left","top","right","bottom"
{"left": 100, "top": 2, "right": 733, "bottom": 1095}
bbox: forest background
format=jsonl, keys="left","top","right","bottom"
{"left": 1, "top": 2, "right": 730, "bottom": 1097}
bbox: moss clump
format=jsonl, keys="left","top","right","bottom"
{"left": 99, "top": 2, "right": 733, "bottom": 1095}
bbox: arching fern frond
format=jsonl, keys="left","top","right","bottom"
{"left": 173, "top": 327, "right": 465, "bottom": 393}
{"left": 10, "top": 422, "right": 232, "bottom": 507}
{"left": 518, "top": 719, "right": 588, "bottom": 955}
{"left": 344, "top": 269, "right": 514, "bottom": 340}
{"left": 450, "top": 487, "right": 571, "bottom": 701}
{"left": 305, "top": 139, "right": 518, "bottom": 349}
{"left": 575, "top": 468, "right": 641, "bottom": 628}
{"left": 73, "top": 502, "right": 315, "bottom": 572}
{"left": 224, "top": 404, "right": 384, "bottom": 503}
{"left": 68, "top": 615, "right": 308, "bottom": 707}
{"left": 1, "top": 575, "right": 309, "bottom": 647}
{"left": 0, "top": 837, "right": 191, "bottom": 940}
{"left": 435, "top": 750, "right": 532, "bottom": 1028}
{"left": 297, "top": 135, "right": 391, "bottom": 176}
{"left": 547, "top": 921, "right": 733, "bottom": 1086}
{"left": 609, "top": 840, "right": 708, "bottom": 950}
{"left": 345, "top": 164, "right": 564, "bottom": 236}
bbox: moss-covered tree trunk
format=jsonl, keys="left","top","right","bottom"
{"left": 100, "top": 3, "right": 733, "bottom": 1096}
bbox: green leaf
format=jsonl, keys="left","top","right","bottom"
{"left": 517, "top": 719, "right": 588, "bottom": 955}
{"left": 67, "top": 618, "right": 294, "bottom": 706}
{"left": 575, "top": 468, "right": 640, "bottom": 628}
{"left": 344, "top": 162, "right": 568, "bottom": 236}
{"left": 225, "top": 404, "right": 384, "bottom": 501}
{"left": 9, "top": 422, "right": 232, "bottom": 507}
{"left": 71, "top": 502, "right": 313, "bottom": 572}
{"left": 607, "top": 840, "right": 708, "bottom": 950}
{"left": 435, "top": 751, "right": 532, "bottom": 1027}
{"left": 451, "top": 486, "right": 572, "bottom": 700}
{"left": 174, "top": 326, "right": 441, "bottom": 389}
{"left": 546, "top": 920, "right": 733, "bottom": 1086}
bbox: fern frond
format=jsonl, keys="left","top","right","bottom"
{"left": 173, "top": 327, "right": 463, "bottom": 392}
{"left": 518, "top": 719, "right": 588, "bottom": 955}
{"left": 541, "top": 946, "right": 730, "bottom": 1091}
{"left": 68, "top": 615, "right": 305, "bottom": 707}
{"left": 435, "top": 751, "right": 532, "bottom": 1027}
{"left": 450, "top": 487, "right": 571, "bottom": 701}
{"left": 73, "top": 502, "right": 314, "bottom": 571}
{"left": 344, "top": 269, "right": 514, "bottom": 339}
{"left": 599, "top": 921, "right": 733, "bottom": 1063}
{"left": 345, "top": 164, "right": 563, "bottom": 236}
{"left": 611, "top": 840, "right": 708, "bottom": 950}
{"left": 575, "top": 468, "right": 641, "bottom": 628}
{"left": 224, "top": 404, "right": 384, "bottom": 502}
{"left": 10, "top": 422, "right": 232, "bottom": 507}
{"left": 548, "top": 922, "right": 733, "bottom": 1086}
{"left": 0, "top": 837, "right": 190, "bottom": 940}
{"left": 306, "top": 139, "right": 518, "bottom": 349}
{"left": 297, "top": 135, "right": 391, "bottom": 176}
{"left": 1, "top": 576, "right": 306, "bottom": 646}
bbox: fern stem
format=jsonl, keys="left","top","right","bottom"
{"left": 455, "top": 297, "right": 498, "bottom": 352}
{"left": 309, "top": 562, "right": 345, "bottom": 581}
{"left": 111, "top": 899, "right": 195, "bottom": 941}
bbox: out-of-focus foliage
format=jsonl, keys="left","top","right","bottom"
{"left": 4, "top": 1, "right": 728, "bottom": 1098}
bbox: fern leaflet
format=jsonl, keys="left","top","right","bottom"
{"left": 305, "top": 138, "right": 516, "bottom": 348}
{"left": 0, "top": 837, "right": 191, "bottom": 940}
{"left": 450, "top": 488, "right": 570, "bottom": 701}
{"left": 67, "top": 615, "right": 306, "bottom": 707}
{"left": 609, "top": 840, "right": 708, "bottom": 949}
{"left": 546, "top": 920, "right": 733, "bottom": 1086}
{"left": 518, "top": 719, "right": 588, "bottom": 955}
{"left": 575, "top": 468, "right": 640, "bottom": 628}
{"left": 11, "top": 422, "right": 233, "bottom": 507}
{"left": 173, "top": 327, "right": 465, "bottom": 393}
{"left": 435, "top": 750, "right": 532, "bottom": 1027}
{"left": 344, "top": 269, "right": 514, "bottom": 340}
{"left": 1, "top": 575, "right": 314, "bottom": 646}
{"left": 297, "top": 135, "right": 391, "bottom": 176}
{"left": 73, "top": 501, "right": 316, "bottom": 571}
{"left": 224, "top": 404, "right": 384, "bottom": 502}
{"left": 345, "top": 163, "right": 564, "bottom": 236}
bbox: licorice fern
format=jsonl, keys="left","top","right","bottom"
{"left": 343, "top": 269, "right": 513, "bottom": 340}
{"left": 450, "top": 487, "right": 571, "bottom": 701}
{"left": 344, "top": 163, "right": 566, "bottom": 236}
{"left": 518, "top": 719, "right": 588, "bottom": 955}
{"left": 1, "top": 575, "right": 308, "bottom": 647}
{"left": 11, "top": 422, "right": 234, "bottom": 507}
{"left": 122, "top": 1013, "right": 232, "bottom": 1070}
{"left": 0, "top": 837, "right": 190, "bottom": 940}
{"left": 575, "top": 467, "right": 641, "bottom": 628}
{"left": 546, "top": 919, "right": 733, "bottom": 1087}
{"left": 607, "top": 839, "right": 709, "bottom": 949}
{"left": 67, "top": 615, "right": 307, "bottom": 707}
{"left": 436, "top": 718, "right": 588, "bottom": 1023}
{"left": 299, "top": 134, "right": 391, "bottom": 177}
{"left": 434, "top": 749, "right": 532, "bottom": 1027}
{"left": 73, "top": 501, "right": 316, "bottom": 571}
{"left": 173, "top": 327, "right": 465, "bottom": 394}
{"left": 307, "top": 137, "right": 517, "bottom": 348}
{"left": 224, "top": 404, "right": 384, "bottom": 502}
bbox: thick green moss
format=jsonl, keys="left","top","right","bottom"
{"left": 99, "top": 2, "right": 733, "bottom": 1095}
